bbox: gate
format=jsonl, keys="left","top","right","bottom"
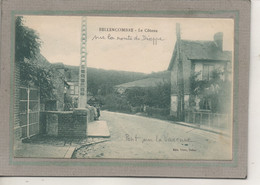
{"left": 19, "top": 86, "right": 40, "bottom": 139}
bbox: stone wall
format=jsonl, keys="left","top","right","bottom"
{"left": 58, "top": 111, "right": 85, "bottom": 137}
{"left": 42, "top": 107, "right": 96, "bottom": 138}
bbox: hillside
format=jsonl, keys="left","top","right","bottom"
{"left": 64, "top": 65, "right": 148, "bottom": 95}
{"left": 146, "top": 70, "right": 171, "bottom": 79}
{"left": 64, "top": 65, "right": 171, "bottom": 95}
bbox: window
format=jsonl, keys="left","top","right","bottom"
{"left": 202, "top": 64, "right": 214, "bottom": 81}
{"left": 202, "top": 98, "right": 211, "bottom": 110}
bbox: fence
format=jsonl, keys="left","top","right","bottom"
{"left": 184, "top": 110, "right": 231, "bottom": 131}
{"left": 19, "top": 86, "right": 40, "bottom": 139}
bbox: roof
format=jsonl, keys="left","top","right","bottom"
{"left": 181, "top": 40, "right": 232, "bottom": 61}
{"left": 168, "top": 40, "right": 232, "bottom": 70}
{"left": 115, "top": 77, "right": 169, "bottom": 89}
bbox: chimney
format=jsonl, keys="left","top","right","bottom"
{"left": 214, "top": 32, "right": 223, "bottom": 51}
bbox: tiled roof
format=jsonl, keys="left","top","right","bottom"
{"left": 181, "top": 40, "right": 232, "bottom": 61}
{"left": 168, "top": 40, "right": 232, "bottom": 70}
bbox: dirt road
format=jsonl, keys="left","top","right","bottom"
{"left": 74, "top": 111, "right": 232, "bottom": 160}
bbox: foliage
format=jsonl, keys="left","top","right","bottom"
{"left": 19, "top": 59, "right": 55, "bottom": 100}
{"left": 15, "top": 16, "right": 41, "bottom": 63}
{"left": 125, "top": 87, "right": 146, "bottom": 107}
{"left": 125, "top": 80, "right": 171, "bottom": 108}
{"left": 101, "top": 94, "right": 132, "bottom": 113}
{"left": 15, "top": 16, "right": 55, "bottom": 101}
{"left": 96, "top": 80, "right": 171, "bottom": 118}
{"left": 146, "top": 107, "right": 170, "bottom": 117}
{"left": 190, "top": 69, "right": 231, "bottom": 113}
{"left": 64, "top": 65, "right": 170, "bottom": 98}
{"left": 86, "top": 68, "right": 147, "bottom": 96}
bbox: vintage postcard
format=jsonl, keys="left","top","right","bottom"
{"left": 0, "top": 0, "right": 249, "bottom": 178}
{"left": 13, "top": 16, "right": 234, "bottom": 160}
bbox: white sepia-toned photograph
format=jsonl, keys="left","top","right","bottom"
{"left": 13, "top": 16, "right": 234, "bottom": 160}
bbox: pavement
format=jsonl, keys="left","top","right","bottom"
{"left": 14, "top": 143, "right": 76, "bottom": 158}
{"left": 14, "top": 120, "right": 110, "bottom": 159}
{"left": 88, "top": 120, "right": 110, "bottom": 137}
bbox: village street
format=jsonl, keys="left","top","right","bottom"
{"left": 74, "top": 111, "right": 232, "bottom": 160}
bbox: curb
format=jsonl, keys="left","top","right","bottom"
{"left": 64, "top": 146, "right": 76, "bottom": 158}
{"left": 174, "top": 121, "right": 230, "bottom": 137}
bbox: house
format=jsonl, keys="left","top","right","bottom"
{"left": 168, "top": 24, "right": 232, "bottom": 120}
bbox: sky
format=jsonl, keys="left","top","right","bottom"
{"left": 23, "top": 16, "right": 234, "bottom": 74}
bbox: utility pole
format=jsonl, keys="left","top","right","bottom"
{"left": 176, "top": 23, "right": 185, "bottom": 121}
{"left": 78, "top": 16, "right": 88, "bottom": 108}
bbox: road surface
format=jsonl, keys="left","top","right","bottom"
{"left": 74, "top": 111, "right": 232, "bottom": 160}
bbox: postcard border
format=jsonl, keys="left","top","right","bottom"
{"left": 9, "top": 10, "right": 239, "bottom": 168}
{"left": 0, "top": 0, "right": 249, "bottom": 178}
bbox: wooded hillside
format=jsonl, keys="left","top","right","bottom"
{"left": 64, "top": 65, "right": 170, "bottom": 96}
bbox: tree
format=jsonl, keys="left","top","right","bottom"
{"left": 125, "top": 87, "right": 146, "bottom": 107}
{"left": 125, "top": 80, "right": 171, "bottom": 109}
{"left": 15, "top": 16, "right": 55, "bottom": 101}
{"left": 15, "top": 16, "right": 41, "bottom": 63}
{"left": 190, "top": 69, "right": 231, "bottom": 113}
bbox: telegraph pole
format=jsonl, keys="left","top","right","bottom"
{"left": 78, "top": 17, "right": 88, "bottom": 108}
{"left": 176, "top": 23, "right": 185, "bottom": 121}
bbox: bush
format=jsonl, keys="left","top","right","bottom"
{"left": 146, "top": 107, "right": 170, "bottom": 116}
{"left": 190, "top": 70, "right": 232, "bottom": 113}
{"left": 130, "top": 106, "right": 143, "bottom": 113}
{"left": 102, "top": 94, "right": 132, "bottom": 113}
{"left": 125, "top": 81, "right": 171, "bottom": 109}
